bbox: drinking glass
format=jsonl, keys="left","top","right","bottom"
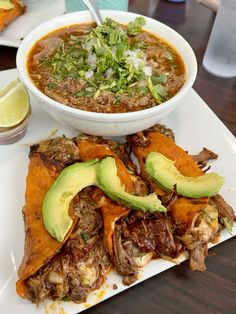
{"left": 65, "top": 0, "right": 129, "bottom": 13}
{"left": 202, "top": 0, "right": 236, "bottom": 78}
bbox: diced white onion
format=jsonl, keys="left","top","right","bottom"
{"left": 134, "top": 252, "right": 153, "bottom": 267}
{"left": 105, "top": 68, "right": 113, "bottom": 78}
{"left": 85, "top": 70, "right": 94, "bottom": 79}
{"left": 86, "top": 54, "right": 97, "bottom": 67}
{"left": 84, "top": 39, "right": 96, "bottom": 51}
{"left": 124, "top": 49, "right": 135, "bottom": 57}
{"left": 125, "top": 49, "right": 146, "bottom": 70}
{"left": 112, "top": 47, "right": 117, "bottom": 55}
{"left": 143, "top": 66, "right": 152, "bottom": 77}
{"left": 128, "top": 56, "right": 143, "bottom": 69}
{"left": 48, "top": 271, "right": 64, "bottom": 284}
{"left": 77, "top": 262, "right": 97, "bottom": 286}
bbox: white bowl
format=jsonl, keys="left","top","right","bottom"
{"left": 16, "top": 10, "right": 197, "bottom": 137}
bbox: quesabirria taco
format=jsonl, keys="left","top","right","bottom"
{"left": 16, "top": 125, "right": 235, "bottom": 304}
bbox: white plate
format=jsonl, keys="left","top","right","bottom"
{"left": 0, "top": 68, "right": 235, "bottom": 314}
{"left": 0, "top": 0, "right": 65, "bottom": 48}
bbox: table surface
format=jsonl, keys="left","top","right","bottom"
{"left": 0, "top": 0, "right": 235, "bottom": 313}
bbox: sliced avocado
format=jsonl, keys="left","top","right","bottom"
{"left": 43, "top": 156, "right": 166, "bottom": 243}
{"left": 0, "top": 1, "right": 14, "bottom": 10}
{"left": 97, "top": 157, "right": 166, "bottom": 212}
{"left": 42, "top": 159, "right": 99, "bottom": 242}
{"left": 145, "top": 152, "right": 224, "bottom": 198}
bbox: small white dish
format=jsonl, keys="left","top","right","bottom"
{"left": 0, "top": 0, "right": 65, "bottom": 47}
{"left": 16, "top": 10, "right": 197, "bottom": 136}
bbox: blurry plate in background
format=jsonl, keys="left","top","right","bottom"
{"left": 0, "top": 0, "right": 65, "bottom": 48}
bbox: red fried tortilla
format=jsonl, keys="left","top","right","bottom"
{"left": 128, "top": 130, "right": 209, "bottom": 230}
{"left": 76, "top": 139, "right": 134, "bottom": 256}
{"left": 16, "top": 153, "right": 78, "bottom": 297}
{"left": 16, "top": 139, "right": 134, "bottom": 297}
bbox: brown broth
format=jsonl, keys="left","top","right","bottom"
{"left": 28, "top": 22, "right": 185, "bottom": 113}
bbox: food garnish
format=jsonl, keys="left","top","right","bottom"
{"left": 28, "top": 17, "right": 185, "bottom": 113}
{"left": 127, "top": 16, "right": 146, "bottom": 36}
{"left": 145, "top": 152, "right": 224, "bottom": 198}
{"left": 42, "top": 159, "right": 99, "bottom": 242}
{"left": 0, "top": 79, "right": 29, "bottom": 128}
{"left": 45, "top": 18, "right": 151, "bottom": 96}
{"left": 16, "top": 124, "right": 235, "bottom": 304}
{"left": 128, "top": 125, "right": 234, "bottom": 272}
{"left": 0, "top": 0, "right": 14, "bottom": 10}
{"left": 97, "top": 156, "right": 166, "bottom": 213}
{"left": 43, "top": 156, "right": 166, "bottom": 242}
{"left": 222, "top": 217, "right": 233, "bottom": 234}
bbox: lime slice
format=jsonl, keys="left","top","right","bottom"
{"left": 0, "top": 79, "right": 30, "bottom": 128}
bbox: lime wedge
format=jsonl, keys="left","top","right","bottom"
{"left": 0, "top": 79, "right": 30, "bottom": 128}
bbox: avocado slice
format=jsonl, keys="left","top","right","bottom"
{"left": 43, "top": 156, "right": 166, "bottom": 243}
{"left": 0, "top": 1, "right": 14, "bottom": 10}
{"left": 98, "top": 157, "right": 166, "bottom": 212}
{"left": 42, "top": 159, "right": 99, "bottom": 242}
{"left": 145, "top": 152, "right": 224, "bottom": 198}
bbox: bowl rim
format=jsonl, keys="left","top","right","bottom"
{"left": 16, "top": 10, "right": 197, "bottom": 122}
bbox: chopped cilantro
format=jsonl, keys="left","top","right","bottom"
{"left": 61, "top": 296, "right": 70, "bottom": 302}
{"left": 74, "top": 90, "right": 93, "bottom": 97}
{"left": 147, "top": 77, "right": 161, "bottom": 104}
{"left": 80, "top": 231, "right": 90, "bottom": 243}
{"left": 124, "top": 216, "right": 129, "bottom": 223}
{"left": 165, "top": 51, "right": 173, "bottom": 61}
{"left": 137, "top": 252, "right": 146, "bottom": 260}
{"left": 130, "top": 40, "right": 145, "bottom": 50}
{"left": 70, "top": 34, "right": 78, "bottom": 41}
{"left": 127, "top": 16, "right": 146, "bottom": 36}
{"left": 94, "top": 89, "right": 101, "bottom": 99}
{"left": 40, "top": 17, "right": 171, "bottom": 104}
{"left": 137, "top": 86, "right": 149, "bottom": 96}
{"left": 222, "top": 217, "right": 233, "bottom": 234}
{"left": 151, "top": 73, "right": 168, "bottom": 85}
{"left": 47, "top": 82, "right": 57, "bottom": 89}
{"left": 154, "top": 84, "right": 167, "bottom": 97}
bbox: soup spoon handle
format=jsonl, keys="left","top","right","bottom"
{"left": 82, "top": 0, "right": 103, "bottom": 26}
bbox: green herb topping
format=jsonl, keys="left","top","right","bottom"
{"left": 40, "top": 16, "right": 178, "bottom": 106}
{"left": 222, "top": 217, "right": 233, "bottom": 234}
{"left": 80, "top": 231, "right": 90, "bottom": 243}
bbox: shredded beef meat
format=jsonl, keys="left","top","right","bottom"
{"left": 127, "top": 123, "right": 175, "bottom": 148}
{"left": 33, "top": 37, "right": 63, "bottom": 64}
{"left": 181, "top": 205, "right": 219, "bottom": 271}
{"left": 31, "top": 137, "right": 80, "bottom": 165}
{"left": 113, "top": 225, "right": 139, "bottom": 285}
{"left": 210, "top": 194, "right": 235, "bottom": 221}
{"left": 26, "top": 239, "right": 108, "bottom": 303}
{"left": 25, "top": 188, "right": 110, "bottom": 304}
{"left": 147, "top": 124, "right": 175, "bottom": 141}
{"left": 191, "top": 147, "right": 218, "bottom": 169}
{"left": 75, "top": 134, "right": 149, "bottom": 195}
{"left": 127, "top": 131, "right": 150, "bottom": 148}
{"left": 74, "top": 134, "right": 105, "bottom": 144}
{"left": 133, "top": 177, "right": 149, "bottom": 196}
{"left": 112, "top": 211, "right": 181, "bottom": 285}
{"left": 74, "top": 134, "right": 137, "bottom": 172}
{"left": 73, "top": 187, "right": 102, "bottom": 234}
{"left": 108, "top": 141, "right": 137, "bottom": 173}
{"left": 188, "top": 243, "right": 208, "bottom": 271}
{"left": 161, "top": 185, "right": 178, "bottom": 209}
{"left": 121, "top": 212, "right": 179, "bottom": 258}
